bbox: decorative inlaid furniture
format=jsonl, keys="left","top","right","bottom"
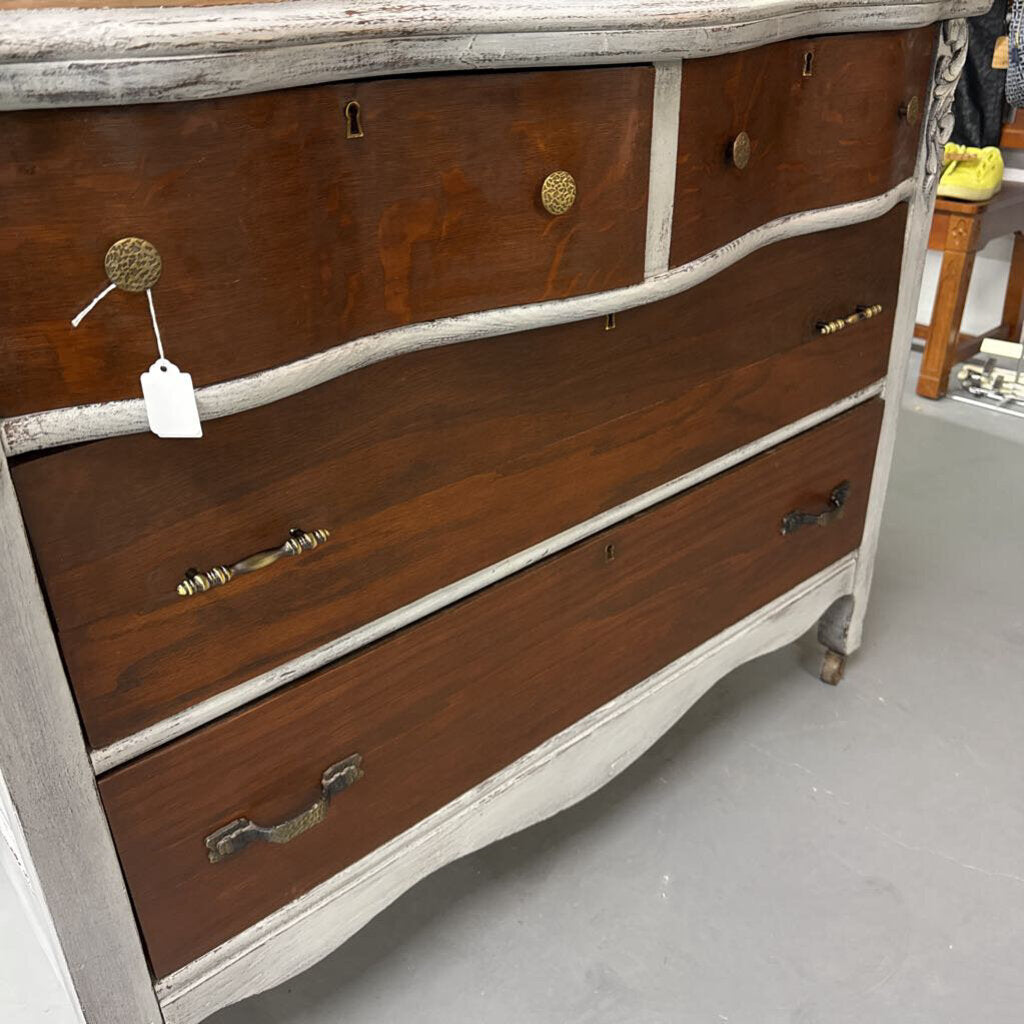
{"left": 915, "top": 183, "right": 1024, "bottom": 398}
{"left": 0, "top": 4, "right": 983, "bottom": 1023}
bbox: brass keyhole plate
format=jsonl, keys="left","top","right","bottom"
{"left": 344, "top": 99, "right": 364, "bottom": 139}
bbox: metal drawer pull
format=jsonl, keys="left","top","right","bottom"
{"left": 781, "top": 481, "right": 851, "bottom": 536}
{"left": 816, "top": 304, "right": 883, "bottom": 336}
{"left": 205, "top": 754, "right": 364, "bottom": 863}
{"left": 176, "top": 527, "right": 329, "bottom": 597}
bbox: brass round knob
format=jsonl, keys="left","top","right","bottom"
{"left": 730, "top": 131, "right": 752, "bottom": 170}
{"left": 104, "top": 237, "right": 162, "bottom": 292}
{"left": 900, "top": 95, "right": 921, "bottom": 127}
{"left": 541, "top": 170, "right": 577, "bottom": 216}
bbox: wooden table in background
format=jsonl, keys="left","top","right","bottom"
{"left": 915, "top": 182, "right": 1024, "bottom": 399}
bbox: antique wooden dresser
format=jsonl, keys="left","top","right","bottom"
{"left": 0, "top": 2, "right": 985, "bottom": 1022}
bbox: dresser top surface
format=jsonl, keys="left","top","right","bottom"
{"left": 0, "top": 0, "right": 987, "bottom": 110}
{"left": 0, "top": 0, "right": 990, "bottom": 52}
{"left": 0, "top": 0, "right": 993, "bottom": 12}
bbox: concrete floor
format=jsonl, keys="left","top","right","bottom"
{"left": 3, "top": 359, "right": 1022, "bottom": 1023}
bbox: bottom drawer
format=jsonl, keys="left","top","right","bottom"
{"left": 100, "top": 400, "right": 884, "bottom": 976}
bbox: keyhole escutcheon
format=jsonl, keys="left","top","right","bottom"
{"left": 345, "top": 100, "right": 364, "bottom": 139}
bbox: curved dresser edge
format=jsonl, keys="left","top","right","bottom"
{"left": 153, "top": 552, "right": 858, "bottom": 1024}
{"left": 89, "top": 382, "right": 884, "bottom": 774}
{"left": 2, "top": 180, "right": 914, "bottom": 459}
{"left": 0, "top": 1, "right": 988, "bottom": 108}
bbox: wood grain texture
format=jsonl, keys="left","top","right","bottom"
{"left": 0, "top": 452, "right": 161, "bottom": 1024}
{"left": 12, "top": 208, "right": 908, "bottom": 750}
{"left": 0, "top": 2, "right": 989, "bottom": 110}
{"left": 157, "top": 554, "right": 858, "bottom": 1023}
{"left": 671, "top": 28, "right": 935, "bottom": 265}
{"left": 1, "top": 179, "right": 915, "bottom": 457}
{"left": 99, "top": 400, "right": 884, "bottom": 976}
{"left": 91, "top": 381, "right": 884, "bottom": 774}
{"left": 0, "top": 65, "right": 652, "bottom": 417}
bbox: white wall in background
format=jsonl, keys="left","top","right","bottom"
{"left": 917, "top": 236, "right": 1014, "bottom": 337}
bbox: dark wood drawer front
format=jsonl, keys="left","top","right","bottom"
{"left": 0, "top": 66, "right": 652, "bottom": 417}
{"left": 99, "top": 400, "right": 884, "bottom": 976}
{"left": 671, "top": 28, "right": 934, "bottom": 266}
{"left": 11, "top": 206, "right": 906, "bottom": 749}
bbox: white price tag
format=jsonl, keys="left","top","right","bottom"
{"left": 140, "top": 358, "right": 203, "bottom": 438}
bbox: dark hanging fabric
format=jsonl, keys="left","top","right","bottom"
{"left": 951, "top": 0, "right": 1008, "bottom": 147}
{"left": 1010, "top": 0, "right": 1024, "bottom": 107}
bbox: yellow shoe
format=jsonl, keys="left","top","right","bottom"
{"left": 937, "top": 144, "right": 1004, "bottom": 202}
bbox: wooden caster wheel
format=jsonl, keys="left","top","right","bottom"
{"left": 820, "top": 649, "right": 846, "bottom": 686}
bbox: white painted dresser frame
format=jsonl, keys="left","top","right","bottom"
{"left": 0, "top": 5, "right": 978, "bottom": 1023}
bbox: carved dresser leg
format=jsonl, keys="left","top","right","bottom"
{"left": 820, "top": 649, "right": 846, "bottom": 686}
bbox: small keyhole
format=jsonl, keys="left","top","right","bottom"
{"left": 345, "top": 100, "right": 364, "bottom": 139}
{"left": 802, "top": 51, "right": 814, "bottom": 77}
{"left": 605, "top": 543, "right": 616, "bottom": 562}
{"left": 605, "top": 313, "right": 617, "bottom": 331}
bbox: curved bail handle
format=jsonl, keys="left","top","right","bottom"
{"left": 205, "top": 753, "right": 364, "bottom": 863}
{"left": 780, "top": 481, "right": 850, "bottom": 536}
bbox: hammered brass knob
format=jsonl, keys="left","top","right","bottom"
{"left": 104, "top": 237, "right": 162, "bottom": 293}
{"left": 900, "top": 95, "right": 921, "bottom": 127}
{"left": 730, "top": 131, "right": 752, "bottom": 170}
{"left": 541, "top": 171, "right": 577, "bottom": 216}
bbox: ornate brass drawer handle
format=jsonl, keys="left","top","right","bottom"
{"left": 176, "top": 527, "right": 329, "bottom": 597}
{"left": 780, "top": 481, "right": 850, "bottom": 536}
{"left": 205, "top": 754, "right": 364, "bottom": 863}
{"left": 816, "top": 304, "right": 883, "bottom": 336}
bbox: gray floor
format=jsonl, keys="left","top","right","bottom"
{"left": 3, "top": 356, "right": 1023, "bottom": 1023}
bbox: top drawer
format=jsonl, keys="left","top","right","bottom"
{"left": 670, "top": 28, "right": 935, "bottom": 265}
{"left": 0, "top": 66, "right": 653, "bottom": 417}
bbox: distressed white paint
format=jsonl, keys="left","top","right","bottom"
{"left": 643, "top": 60, "right": 681, "bottom": 277}
{"left": 91, "top": 380, "right": 883, "bottom": 774}
{"left": 0, "top": 773, "right": 84, "bottom": 1024}
{"left": 0, "top": 1, "right": 989, "bottom": 110}
{"left": 155, "top": 554, "right": 857, "bottom": 1024}
{"left": 819, "top": 20, "right": 963, "bottom": 656}
{"left": 0, "top": 452, "right": 162, "bottom": 1024}
{"left": 3, "top": 181, "right": 913, "bottom": 457}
